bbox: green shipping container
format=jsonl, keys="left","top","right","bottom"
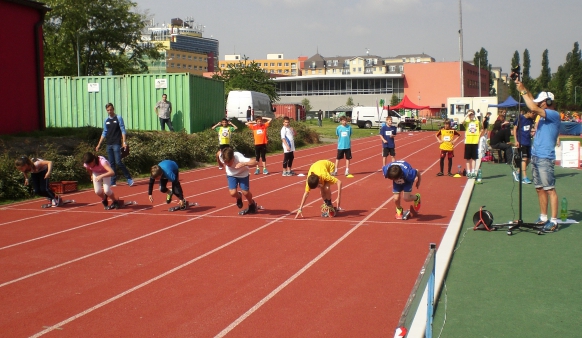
{"left": 44, "top": 73, "right": 224, "bottom": 133}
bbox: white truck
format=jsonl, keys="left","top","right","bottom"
{"left": 351, "top": 106, "right": 419, "bottom": 130}
{"left": 226, "top": 90, "right": 275, "bottom": 122}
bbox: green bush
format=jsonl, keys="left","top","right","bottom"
{"left": 0, "top": 120, "right": 320, "bottom": 204}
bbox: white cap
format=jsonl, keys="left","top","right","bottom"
{"left": 533, "top": 92, "right": 554, "bottom": 103}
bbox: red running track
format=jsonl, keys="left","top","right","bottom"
{"left": 0, "top": 132, "right": 466, "bottom": 337}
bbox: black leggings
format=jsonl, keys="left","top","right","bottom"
{"left": 30, "top": 170, "right": 56, "bottom": 200}
{"left": 255, "top": 144, "right": 267, "bottom": 163}
{"left": 283, "top": 152, "right": 294, "bottom": 169}
{"left": 439, "top": 157, "right": 452, "bottom": 173}
{"left": 159, "top": 174, "right": 184, "bottom": 200}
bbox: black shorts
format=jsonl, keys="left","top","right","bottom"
{"left": 382, "top": 148, "right": 395, "bottom": 157}
{"left": 464, "top": 144, "right": 479, "bottom": 160}
{"left": 336, "top": 148, "right": 352, "bottom": 160}
{"left": 518, "top": 145, "right": 531, "bottom": 159}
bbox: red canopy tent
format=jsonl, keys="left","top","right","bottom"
{"left": 389, "top": 95, "right": 429, "bottom": 110}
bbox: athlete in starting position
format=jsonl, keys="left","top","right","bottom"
{"left": 83, "top": 152, "right": 120, "bottom": 209}
{"left": 296, "top": 160, "right": 342, "bottom": 218}
{"left": 219, "top": 147, "right": 259, "bottom": 214}
{"left": 383, "top": 160, "right": 422, "bottom": 219}
{"left": 15, "top": 156, "right": 62, "bottom": 206}
{"left": 148, "top": 160, "right": 187, "bottom": 209}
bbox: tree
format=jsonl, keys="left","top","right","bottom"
{"left": 212, "top": 57, "right": 279, "bottom": 102}
{"left": 509, "top": 51, "right": 520, "bottom": 99}
{"left": 301, "top": 98, "right": 312, "bottom": 112}
{"left": 346, "top": 97, "right": 354, "bottom": 106}
{"left": 43, "top": 0, "right": 161, "bottom": 76}
{"left": 390, "top": 94, "right": 400, "bottom": 107}
{"left": 473, "top": 48, "right": 494, "bottom": 96}
{"left": 538, "top": 49, "right": 552, "bottom": 91}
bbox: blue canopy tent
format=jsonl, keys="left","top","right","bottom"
{"left": 487, "top": 96, "right": 520, "bottom": 108}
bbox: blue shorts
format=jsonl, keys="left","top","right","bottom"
{"left": 392, "top": 180, "right": 413, "bottom": 193}
{"left": 227, "top": 175, "right": 250, "bottom": 191}
{"left": 531, "top": 156, "right": 555, "bottom": 190}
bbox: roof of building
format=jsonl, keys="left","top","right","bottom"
{"left": 3, "top": 0, "right": 50, "bottom": 12}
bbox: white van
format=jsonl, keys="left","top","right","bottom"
{"left": 226, "top": 90, "right": 275, "bottom": 122}
{"left": 351, "top": 106, "right": 403, "bottom": 128}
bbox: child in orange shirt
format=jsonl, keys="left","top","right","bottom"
{"left": 245, "top": 116, "right": 272, "bottom": 174}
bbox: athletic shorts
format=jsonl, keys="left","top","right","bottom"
{"left": 464, "top": 144, "right": 479, "bottom": 160}
{"left": 392, "top": 179, "right": 414, "bottom": 193}
{"left": 336, "top": 148, "right": 352, "bottom": 160}
{"left": 518, "top": 145, "right": 531, "bottom": 159}
{"left": 440, "top": 150, "right": 454, "bottom": 159}
{"left": 531, "top": 156, "right": 555, "bottom": 190}
{"left": 227, "top": 175, "right": 250, "bottom": 191}
{"left": 382, "top": 148, "right": 395, "bottom": 157}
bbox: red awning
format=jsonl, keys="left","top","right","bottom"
{"left": 390, "top": 95, "right": 429, "bottom": 110}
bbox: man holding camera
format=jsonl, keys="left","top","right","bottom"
{"left": 515, "top": 79, "right": 560, "bottom": 231}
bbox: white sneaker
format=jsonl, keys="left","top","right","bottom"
{"left": 330, "top": 171, "right": 337, "bottom": 176}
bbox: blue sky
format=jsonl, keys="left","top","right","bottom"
{"left": 134, "top": 0, "right": 581, "bottom": 75}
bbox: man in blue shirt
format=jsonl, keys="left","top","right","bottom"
{"left": 383, "top": 160, "right": 422, "bottom": 219}
{"left": 95, "top": 103, "right": 134, "bottom": 187}
{"left": 333, "top": 116, "right": 353, "bottom": 176}
{"left": 516, "top": 79, "right": 561, "bottom": 231}
{"left": 512, "top": 110, "right": 535, "bottom": 183}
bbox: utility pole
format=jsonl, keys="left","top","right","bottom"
{"left": 459, "top": 0, "right": 464, "bottom": 97}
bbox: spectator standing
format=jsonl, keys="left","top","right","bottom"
{"left": 317, "top": 109, "right": 323, "bottom": 127}
{"left": 516, "top": 80, "right": 561, "bottom": 231}
{"left": 332, "top": 116, "right": 352, "bottom": 176}
{"left": 154, "top": 94, "right": 174, "bottom": 131}
{"left": 379, "top": 116, "right": 397, "bottom": 166}
{"left": 462, "top": 109, "right": 484, "bottom": 178}
{"left": 95, "top": 103, "right": 134, "bottom": 187}
{"left": 246, "top": 106, "right": 252, "bottom": 122}
{"left": 246, "top": 116, "right": 272, "bottom": 174}
{"left": 512, "top": 110, "right": 536, "bottom": 183}
{"left": 281, "top": 117, "right": 296, "bottom": 176}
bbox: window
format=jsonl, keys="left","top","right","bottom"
{"left": 264, "top": 63, "right": 268, "bottom": 67}
{"left": 188, "top": 65, "right": 192, "bottom": 69}
{"left": 358, "top": 67, "right": 362, "bottom": 72}
{"left": 402, "top": 58, "right": 406, "bottom": 62}
{"left": 353, "top": 68, "right": 356, "bottom": 72}
{"left": 188, "top": 56, "right": 192, "bottom": 60}
{"left": 270, "top": 63, "right": 275, "bottom": 66}
{"left": 177, "top": 64, "right": 181, "bottom": 68}
{"left": 399, "top": 65, "right": 404, "bottom": 72}
{"left": 171, "top": 53, "right": 174, "bottom": 57}
{"left": 284, "top": 63, "right": 289, "bottom": 66}
{"left": 170, "top": 63, "right": 174, "bottom": 67}
{"left": 389, "top": 66, "right": 396, "bottom": 72}
{"left": 416, "top": 57, "right": 421, "bottom": 63}
{"left": 278, "top": 63, "right": 282, "bottom": 66}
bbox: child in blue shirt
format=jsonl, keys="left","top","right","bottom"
{"left": 383, "top": 160, "right": 422, "bottom": 219}
{"left": 379, "top": 117, "right": 397, "bottom": 166}
{"left": 333, "top": 116, "right": 352, "bottom": 176}
{"left": 148, "top": 160, "right": 187, "bottom": 209}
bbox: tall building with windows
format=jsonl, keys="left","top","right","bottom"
{"left": 141, "top": 17, "right": 219, "bottom": 75}
{"left": 218, "top": 54, "right": 300, "bottom": 76}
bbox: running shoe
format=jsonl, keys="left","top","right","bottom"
{"left": 110, "top": 200, "right": 120, "bottom": 209}
{"left": 218, "top": 166, "right": 223, "bottom": 170}
{"left": 345, "top": 170, "right": 350, "bottom": 176}
{"left": 282, "top": 171, "right": 289, "bottom": 176}
{"left": 413, "top": 193, "right": 421, "bottom": 212}
{"left": 166, "top": 190, "right": 173, "bottom": 204}
{"left": 102, "top": 198, "right": 109, "bottom": 208}
{"left": 522, "top": 177, "right": 532, "bottom": 184}
{"left": 534, "top": 217, "right": 547, "bottom": 225}
{"left": 448, "top": 172, "right": 454, "bottom": 177}
{"left": 127, "top": 178, "right": 134, "bottom": 187}
{"left": 395, "top": 207, "right": 403, "bottom": 220}
{"left": 512, "top": 170, "right": 519, "bottom": 182}
{"left": 263, "top": 168, "right": 269, "bottom": 175}
{"left": 543, "top": 220, "right": 559, "bottom": 232}
{"left": 248, "top": 200, "right": 257, "bottom": 213}
{"left": 288, "top": 171, "right": 296, "bottom": 176}
{"left": 236, "top": 191, "right": 243, "bottom": 209}
{"left": 180, "top": 199, "right": 188, "bottom": 210}
{"left": 254, "top": 168, "right": 260, "bottom": 175}
{"left": 330, "top": 171, "right": 337, "bottom": 177}
{"left": 436, "top": 172, "right": 444, "bottom": 176}
{"left": 52, "top": 195, "right": 62, "bottom": 207}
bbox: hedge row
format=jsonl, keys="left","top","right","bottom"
{"left": 0, "top": 118, "right": 319, "bottom": 203}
